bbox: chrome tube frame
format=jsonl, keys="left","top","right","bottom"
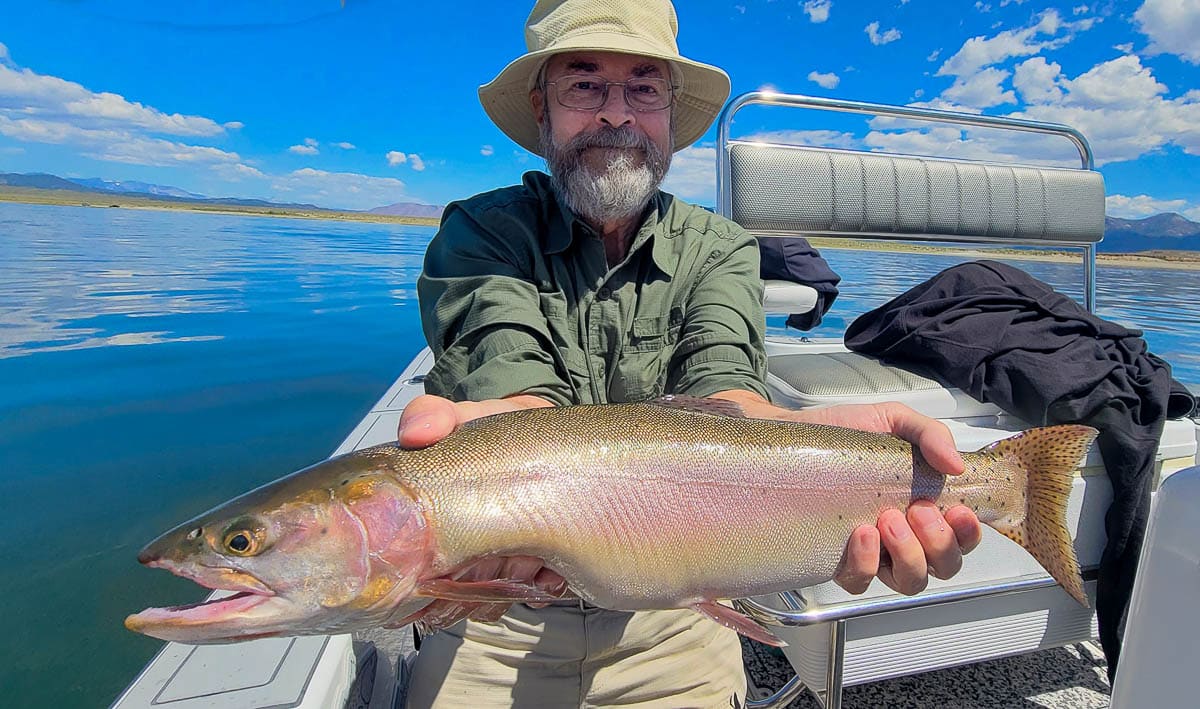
{"left": 715, "top": 91, "right": 1101, "bottom": 311}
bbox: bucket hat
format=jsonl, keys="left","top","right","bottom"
{"left": 478, "top": 0, "right": 731, "bottom": 156}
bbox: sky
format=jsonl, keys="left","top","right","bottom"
{"left": 1, "top": 0, "right": 1198, "bottom": 219}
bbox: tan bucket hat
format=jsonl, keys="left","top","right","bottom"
{"left": 478, "top": 0, "right": 731, "bottom": 156}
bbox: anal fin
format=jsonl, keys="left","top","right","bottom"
{"left": 416, "top": 578, "right": 572, "bottom": 604}
{"left": 691, "top": 600, "right": 785, "bottom": 647}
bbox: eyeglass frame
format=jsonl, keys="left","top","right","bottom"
{"left": 541, "top": 74, "right": 679, "bottom": 112}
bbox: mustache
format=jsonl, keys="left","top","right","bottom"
{"left": 563, "top": 127, "right": 654, "bottom": 154}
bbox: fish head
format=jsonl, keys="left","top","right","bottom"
{"left": 126, "top": 458, "right": 436, "bottom": 644}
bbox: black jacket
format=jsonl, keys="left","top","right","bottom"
{"left": 845, "top": 260, "right": 1196, "bottom": 677}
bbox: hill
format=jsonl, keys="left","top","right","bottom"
{"left": 369, "top": 201, "right": 444, "bottom": 218}
{"left": 1099, "top": 213, "right": 1200, "bottom": 253}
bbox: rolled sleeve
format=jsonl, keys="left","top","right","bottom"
{"left": 418, "top": 205, "right": 573, "bottom": 404}
{"left": 666, "top": 235, "right": 769, "bottom": 399}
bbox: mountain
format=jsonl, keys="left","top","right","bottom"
{"left": 369, "top": 201, "right": 443, "bottom": 218}
{"left": 70, "top": 177, "right": 205, "bottom": 200}
{"left": 0, "top": 172, "right": 90, "bottom": 191}
{"left": 1100, "top": 213, "right": 1200, "bottom": 253}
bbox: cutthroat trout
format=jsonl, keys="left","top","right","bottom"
{"left": 126, "top": 396, "right": 1097, "bottom": 646}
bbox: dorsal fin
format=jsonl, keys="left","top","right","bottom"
{"left": 644, "top": 395, "right": 747, "bottom": 418}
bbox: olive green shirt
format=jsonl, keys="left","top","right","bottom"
{"left": 418, "top": 171, "right": 767, "bottom": 405}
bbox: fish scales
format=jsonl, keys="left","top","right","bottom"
{"left": 400, "top": 402, "right": 1028, "bottom": 608}
{"left": 127, "top": 396, "right": 1097, "bottom": 645}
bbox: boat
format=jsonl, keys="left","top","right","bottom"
{"left": 112, "top": 92, "right": 1200, "bottom": 708}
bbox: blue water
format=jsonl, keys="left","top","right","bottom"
{"left": 0, "top": 202, "right": 1196, "bottom": 706}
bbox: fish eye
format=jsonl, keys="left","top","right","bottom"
{"left": 223, "top": 529, "right": 260, "bottom": 556}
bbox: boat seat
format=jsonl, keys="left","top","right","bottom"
{"left": 762, "top": 279, "right": 819, "bottom": 315}
{"left": 767, "top": 350, "right": 1003, "bottom": 419}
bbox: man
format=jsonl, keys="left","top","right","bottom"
{"left": 399, "top": 1, "right": 982, "bottom": 706}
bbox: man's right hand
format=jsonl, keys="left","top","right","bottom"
{"left": 397, "top": 394, "right": 566, "bottom": 630}
{"left": 397, "top": 393, "right": 554, "bottom": 448}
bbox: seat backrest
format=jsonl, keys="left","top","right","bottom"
{"left": 728, "top": 143, "right": 1105, "bottom": 244}
{"left": 716, "top": 92, "right": 1107, "bottom": 310}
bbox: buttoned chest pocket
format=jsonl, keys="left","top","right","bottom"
{"left": 610, "top": 309, "right": 683, "bottom": 401}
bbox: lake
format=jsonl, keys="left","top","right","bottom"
{"left": 1, "top": 202, "right": 1196, "bottom": 707}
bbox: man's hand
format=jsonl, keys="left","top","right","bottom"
{"left": 710, "top": 392, "right": 985, "bottom": 596}
{"left": 397, "top": 394, "right": 567, "bottom": 627}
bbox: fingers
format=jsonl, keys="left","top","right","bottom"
{"left": 833, "top": 525, "right": 881, "bottom": 595}
{"left": 397, "top": 395, "right": 460, "bottom": 449}
{"left": 876, "top": 508, "right": 931, "bottom": 595}
{"left": 944, "top": 505, "right": 984, "bottom": 555}
{"left": 882, "top": 403, "right": 965, "bottom": 476}
{"left": 906, "top": 502, "right": 962, "bottom": 581}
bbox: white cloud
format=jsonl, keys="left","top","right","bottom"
{"left": 333, "top": 141, "right": 355, "bottom": 150}
{"left": 0, "top": 49, "right": 247, "bottom": 173}
{"left": 936, "top": 9, "right": 1078, "bottom": 78}
{"left": 270, "top": 167, "right": 409, "bottom": 211}
{"left": 224, "top": 121, "right": 244, "bottom": 130}
{"left": 1106, "top": 193, "right": 1193, "bottom": 218}
{"left": 927, "top": 49, "right": 941, "bottom": 62}
{"left": 387, "top": 150, "right": 425, "bottom": 170}
{"left": 941, "top": 67, "right": 1016, "bottom": 107}
{"left": 662, "top": 144, "right": 717, "bottom": 205}
{"left": 480, "top": 144, "right": 494, "bottom": 156}
{"left": 288, "top": 143, "right": 319, "bottom": 155}
{"left": 976, "top": 2, "right": 993, "bottom": 12}
{"left": 1060, "top": 53, "right": 1166, "bottom": 108}
{"left": 1012, "top": 57, "right": 1065, "bottom": 104}
{"left": 1073, "top": 5, "right": 1090, "bottom": 14}
{"left": 1135, "top": 0, "right": 1200, "bottom": 64}
{"left": 807, "top": 71, "right": 840, "bottom": 89}
{"left": 0, "top": 114, "right": 244, "bottom": 167}
{"left": 803, "top": 0, "right": 832, "bottom": 23}
{"left": 865, "top": 21, "right": 902, "bottom": 45}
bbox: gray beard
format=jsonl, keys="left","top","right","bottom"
{"left": 540, "top": 119, "right": 671, "bottom": 225}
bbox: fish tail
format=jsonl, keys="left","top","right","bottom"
{"left": 985, "top": 424, "right": 1098, "bottom": 606}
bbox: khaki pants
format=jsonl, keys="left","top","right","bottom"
{"left": 405, "top": 603, "right": 746, "bottom": 709}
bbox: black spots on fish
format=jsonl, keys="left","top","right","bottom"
{"left": 320, "top": 528, "right": 328, "bottom": 535}
{"left": 341, "top": 480, "right": 349, "bottom": 486}
{"left": 876, "top": 491, "right": 882, "bottom": 498}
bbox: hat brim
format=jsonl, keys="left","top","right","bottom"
{"left": 478, "top": 34, "right": 730, "bottom": 157}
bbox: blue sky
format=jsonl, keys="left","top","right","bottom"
{"left": 1, "top": 1, "right": 1197, "bottom": 218}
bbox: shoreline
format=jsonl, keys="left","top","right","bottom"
{"left": 0, "top": 186, "right": 442, "bottom": 227}
{"left": 4, "top": 188, "right": 1198, "bottom": 270}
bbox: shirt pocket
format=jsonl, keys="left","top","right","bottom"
{"left": 610, "top": 309, "right": 683, "bottom": 402}
{"left": 626, "top": 308, "right": 683, "bottom": 352}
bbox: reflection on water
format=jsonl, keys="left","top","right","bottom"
{"left": 0, "top": 203, "right": 1196, "bottom": 706}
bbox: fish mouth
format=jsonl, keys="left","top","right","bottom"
{"left": 125, "top": 559, "right": 284, "bottom": 642}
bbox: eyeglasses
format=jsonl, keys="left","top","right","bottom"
{"left": 545, "top": 74, "right": 676, "bottom": 112}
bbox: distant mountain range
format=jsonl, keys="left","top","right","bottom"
{"left": 368, "top": 201, "right": 444, "bottom": 218}
{"left": 3, "top": 172, "right": 1197, "bottom": 249}
{"left": 1099, "top": 213, "right": 1200, "bottom": 253}
{"left": 0, "top": 172, "right": 326, "bottom": 212}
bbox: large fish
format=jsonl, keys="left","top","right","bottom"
{"left": 126, "top": 396, "right": 1096, "bottom": 646}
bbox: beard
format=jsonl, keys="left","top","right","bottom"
{"left": 540, "top": 117, "right": 672, "bottom": 225}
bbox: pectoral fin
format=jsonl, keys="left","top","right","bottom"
{"left": 416, "top": 578, "right": 573, "bottom": 603}
{"left": 691, "top": 600, "right": 786, "bottom": 647}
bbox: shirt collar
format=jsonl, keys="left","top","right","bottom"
{"left": 530, "top": 171, "right": 677, "bottom": 277}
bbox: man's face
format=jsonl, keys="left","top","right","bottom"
{"left": 531, "top": 51, "right": 674, "bottom": 225}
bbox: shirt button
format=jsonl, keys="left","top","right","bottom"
{"left": 597, "top": 287, "right": 612, "bottom": 301}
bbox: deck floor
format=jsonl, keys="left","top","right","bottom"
{"left": 742, "top": 636, "right": 1111, "bottom": 708}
